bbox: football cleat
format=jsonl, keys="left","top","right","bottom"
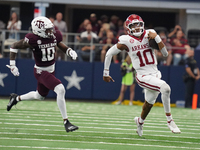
{"left": 167, "top": 120, "right": 181, "bottom": 134}
{"left": 134, "top": 117, "right": 143, "bottom": 137}
{"left": 64, "top": 120, "right": 79, "bottom": 132}
{"left": 7, "top": 93, "right": 18, "bottom": 111}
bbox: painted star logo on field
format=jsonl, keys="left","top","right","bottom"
{"left": 64, "top": 70, "right": 84, "bottom": 90}
{"left": 0, "top": 72, "right": 8, "bottom": 87}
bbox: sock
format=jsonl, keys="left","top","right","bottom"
{"left": 20, "top": 91, "right": 40, "bottom": 100}
{"left": 54, "top": 84, "right": 68, "bottom": 119}
{"left": 139, "top": 117, "right": 144, "bottom": 124}
{"left": 166, "top": 115, "right": 172, "bottom": 122}
{"left": 16, "top": 96, "right": 19, "bottom": 101}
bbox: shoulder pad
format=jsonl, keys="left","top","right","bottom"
{"left": 118, "top": 35, "right": 129, "bottom": 45}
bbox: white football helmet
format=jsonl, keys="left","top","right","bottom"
{"left": 125, "top": 14, "right": 144, "bottom": 37}
{"left": 31, "top": 16, "right": 54, "bottom": 38}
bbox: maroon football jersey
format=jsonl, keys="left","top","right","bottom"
{"left": 24, "top": 30, "right": 62, "bottom": 67}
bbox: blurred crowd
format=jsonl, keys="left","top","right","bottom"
{"left": 0, "top": 12, "right": 198, "bottom": 66}
{"left": 74, "top": 13, "right": 196, "bottom": 66}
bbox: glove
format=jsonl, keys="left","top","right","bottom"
{"left": 10, "top": 65, "right": 20, "bottom": 76}
{"left": 69, "top": 49, "right": 78, "bottom": 60}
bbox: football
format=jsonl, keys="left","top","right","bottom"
{"left": 149, "top": 39, "right": 159, "bottom": 50}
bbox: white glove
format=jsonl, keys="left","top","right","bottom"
{"left": 6, "top": 65, "right": 20, "bottom": 76}
{"left": 69, "top": 49, "right": 78, "bottom": 60}
{"left": 67, "top": 48, "right": 77, "bottom": 60}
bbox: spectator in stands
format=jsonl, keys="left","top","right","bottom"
{"left": 117, "top": 21, "right": 127, "bottom": 38}
{"left": 98, "top": 23, "right": 111, "bottom": 43}
{"left": 89, "top": 13, "right": 100, "bottom": 34}
{"left": 172, "top": 38, "right": 191, "bottom": 66}
{"left": 168, "top": 25, "right": 185, "bottom": 39}
{"left": 109, "top": 15, "right": 119, "bottom": 35}
{"left": 76, "top": 34, "right": 98, "bottom": 62}
{"left": 183, "top": 50, "right": 200, "bottom": 108}
{"left": 156, "top": 31, "right": 173, "bottom": 66}
{"left": 171, "top": 30, "right": 191, "bottom": 66}
{"left": 116, "top": 55, "right": 136, "bottom": 105}
{"left": 7, "top": 12, "right": 22, "bottom": 40}
{"left": 101, "top": 31, "right": 118, "bottom": 63}
{"left": 54, "top": 12, "right": 67, "bottom": 60}
{"left": 54, "top": 12, "right": 67, "bottom": 33}
{"left": 76, "top": 18, "right": 90, "bottom": 33}
{"left": 102, "top": 30, "right": 117, "bottom": 44}
{"left": 170, "top": 30, "right": 187, "bottom": 45}
{"left": 48, "top": 16, "right": 58, "bottom": 31}
{"left": 98, "top": 15, "right": 109, "bottom": 28}
{"left": 79, "top": 23, "right": 98, "bottom": 41}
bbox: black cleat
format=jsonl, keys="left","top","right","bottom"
{"left": 64, "top": 120, "right": 79, "bottom": 132}
{"left": 7, "top": 93, "right": 18, "bottom": 111}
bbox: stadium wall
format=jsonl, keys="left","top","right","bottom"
{"left": 0, "top": 51, "right": 200, "bottom": 106}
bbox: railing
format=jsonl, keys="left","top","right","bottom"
{"left": 0, "top": 29, "right": 112, "bottom": 62}
{"left": 0, "top": 29, "right": 191, "bottom": 63}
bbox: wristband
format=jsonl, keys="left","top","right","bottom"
{"left": 10, "top": 48, "right": 18, "bottom": 53}
{"left": 66, "top": 48, "right": 72, "bottom": 56}
{"left": 103, "top": 70, "right": 109, "bottom": 77}
{"left": 155, "top": 35, "right": 162, "bottom": 43}
{"left": 10, "top": 60, "right": 16, "bottom": 66}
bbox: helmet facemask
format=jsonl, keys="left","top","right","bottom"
{"left": 128, "top": 21, "right": 144, "bottom": 37}
{"left": 45, "top": 28, "right": 55, "bottom": 39}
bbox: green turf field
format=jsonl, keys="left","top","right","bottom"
{"left": 0, "top": 99, "right": 200, "bottom": 150}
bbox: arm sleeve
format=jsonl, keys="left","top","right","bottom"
{"left": 161, "top": 47, "right": 168, "bottom": 57}
{"left": 104, "top": 44, "right": 121, "bottom": 70}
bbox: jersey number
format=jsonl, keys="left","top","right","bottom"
{"left": 136, "top": 49, "right": 155, "bottom": 67}
{"left": 41, "top": 47, "right": 55, "bottom": 61}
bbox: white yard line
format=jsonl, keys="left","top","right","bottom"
{"left": 0, "top": 131, "right": 200, "bottom": 145}
{"left": 1, "top": 118, "right": 200, "bottom": 132}
{"left": 0, "top": 145, "right": 101, "bottom": 150}
{"left": 1, "top": 126, "right": 199, "bottom": 135}
{"left": 0, "top": 137, "right": 200, "bottom": 150}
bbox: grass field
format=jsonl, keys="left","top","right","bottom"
{"left": 0, "top": 99, "right": 200, "bottom": 150}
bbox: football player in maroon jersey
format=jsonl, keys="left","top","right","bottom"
{"left": 7, "top": 16, "right": 78, "bottom": 132}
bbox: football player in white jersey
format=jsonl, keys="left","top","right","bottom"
{"left": 103, "top": 14, "right": 181, "bottom": 137}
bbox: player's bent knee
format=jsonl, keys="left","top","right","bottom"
{"left": 144, "top": 101, "right": 153, "bottom": 108}
{"left": 160, "top": 83, "right": 171, "bottom": 94}
{"left": 35, "top": 91, "right": 45, "bottom": 100}
{"left": 54, "top": 84, "right": 66, "bottom": 95}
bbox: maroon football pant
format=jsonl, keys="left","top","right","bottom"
{"left": 34, "top": 68, "right": 62, "bottom": 97}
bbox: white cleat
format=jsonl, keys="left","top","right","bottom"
{"left": 134, "top": 117, "right": 143, "bottom": 137}
{"left": 167, "top": 120, "right": 181, "bottom": 134}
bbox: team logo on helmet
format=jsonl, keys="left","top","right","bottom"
{"left": 35, "top": 20, "right": 45, "bottom": 29}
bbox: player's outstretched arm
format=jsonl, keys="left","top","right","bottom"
{"left": 7, "top": 39, "right": 31, "bottom": 76}
{"left": 57, "top": 42, "right": 77, "bottom": 60}
{"left": 103, "top": 43, "right": 125, "bottom": 82}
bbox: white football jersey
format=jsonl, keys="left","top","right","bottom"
{"left": 118, "top": 29, "right": 158, "bottom": 75}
